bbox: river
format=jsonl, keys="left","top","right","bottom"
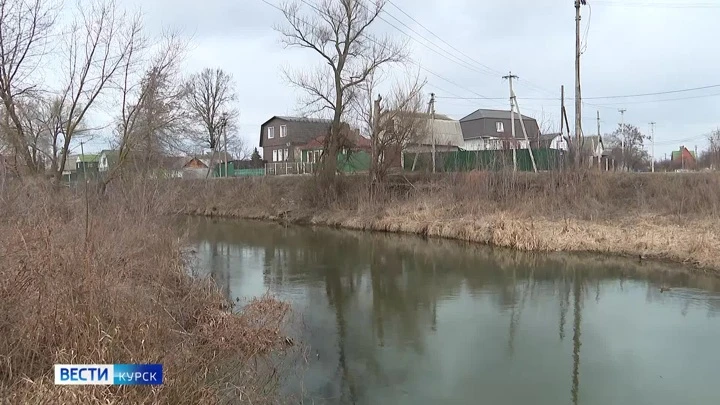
{"left": 184, "top": 217, "right": 720, "bottom": 405}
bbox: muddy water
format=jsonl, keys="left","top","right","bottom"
{"left": 185, "top": 217, "right": 720, "bottom": 405}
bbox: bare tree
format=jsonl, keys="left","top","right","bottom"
{"left": 277, "top": 0, "right": 407, "bottom": 188}
{"left": 184, "top": 68, "right": 237, "bottom": 178}
{"left": 101, "top": 30, "right": 186, "bottom": 190}
{"left": 0, "top": 0, "right": 57, "bottom": 174}
{"left": 51, "top": 0, "right": 143, "bottom": 183}
{"left": 700, "top": 129, "right": 720, "bottom": 170}
{"left": 356, "top": 73, "right": 426, "bottom": 197}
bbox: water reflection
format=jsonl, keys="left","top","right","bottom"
{"left": 185, "top": 217, "right": 720, "bottom": 405}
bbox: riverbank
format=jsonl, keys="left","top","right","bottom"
{"left": 0, "top": 180, "right": 295, "bottom": 404}
{"left": 174, "top": 172, "right": 720, "bottom": 275}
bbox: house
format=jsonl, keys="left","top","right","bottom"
{"left": 76, "top": 154, "right": 100, "bottom": 177}
{"left": 671, "top": 146, "right": 697, "bottom": 170}
{"left": 61, "top": 154, "right": 79, "bottom": 181}
{"left": 98, "top": 150, "right": 119, "bottom": 172}
{"left": 581, "top": 135, "right": 612, "bottom": 169}
{"left": 533, "top": 133, "right": 569, "bottom": 151}
{"left": 403, "top": 113, "right": 465, "bottom": 153}
{"left": 259, "top": 116, "right": 335, "bottom": 163}
{"left": 182, "top": 157, "right": 209, "bottom": 179}
{"left": 459, "top": 109, "right": 540, "bottom": 151}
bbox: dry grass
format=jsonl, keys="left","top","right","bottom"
{"left": 0, "top": 178, "right": 298, "bottom": 404}
{"left": 169, "top": 171, "right": 720, "bottom": 274}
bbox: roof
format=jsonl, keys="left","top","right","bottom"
{"left": 274, "top": 116, "right": 332, "bottom": 124}
{"left": 416, "top": 118, "right": 465, "bottom": 147}
{"left": 77, "top": 154, "right": 99, "bottom": 163}
{"left": 460, "top": 109, "right": 534, "bottom": 122}
{"left": 539, "top": 133, "right": 562, "bottom": 141}
{"left": 671, "top": 147, "right": 697, "bottom": 161}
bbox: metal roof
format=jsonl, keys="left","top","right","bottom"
{"left": 460, "top": 109, "right": 534, "bottom": 122}
{"left": 276, "top": 116, "right": 332, "bottom": 124}
{"left": 419, "top": 119, "right": 465, "bottom": 147}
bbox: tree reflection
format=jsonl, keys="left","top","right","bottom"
{"left": 183, "top": 217, "right": 720, "bottom": 404}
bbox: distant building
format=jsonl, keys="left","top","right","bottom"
{"left": 98, "top": 150, "right": 119, "bottom": 172}
{"left": 459, "top": 109, "right": 540, "bottom": 151}
{"left": 533, "top": 133, "right": 569, "bottom": 151}
{"left": 76, "top": 154, "right": 100, "bottom": 177}
{"left": 403, "top": 113, "right": 465, "bottom": 154}
{"left": 671, "top": 146, "right": 697, "bottom": 170}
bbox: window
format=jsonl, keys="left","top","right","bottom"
{"left": 283, "top": 148, "right": 289, "bottom": 161}
{"left": 267, "top": 127, "right": 275, "bottom": 139}
{"left": 280, "top": 125, "right": 287, "bottom": 138}
{"left": 496, "top": 122, "right": 504, "bottom": 132}
{"left": 272, "top": 149, "right": 278, "bottom": 162}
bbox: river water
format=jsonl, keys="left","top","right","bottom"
{"left": 185, "top": 217, "right": 720, "bottom": 405}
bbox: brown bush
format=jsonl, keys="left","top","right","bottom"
{"left": 0, "top": 178, "right": 297, "bottom": 404}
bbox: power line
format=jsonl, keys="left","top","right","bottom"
{"left": 436, "top": 83, "right": 720, "bottom": 101}
{"left": 259, "top": 0, "right": 497, "bottom": 105}
{"left": 384, "top": 0, "right": 557, "bottom": 98}
{"left": 593, "top": 1, "right": 720, "bottom": 8}
{"left": 386, "top": 0, "right": 503, "bottom": 77}
{"left": 583, "top": 84, "right": 720, "bottom": 99}
{"left": 588, "top": 92, "right": 720, "bottom": 106}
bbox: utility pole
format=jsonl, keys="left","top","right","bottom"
{"left": 618, "top": 109, "right": 626, "bottom": 171}
{"left": 650, "top": 122, "right": 656, "bottom": 173}
{"left": 574, "top": 0, "right": 586, "bottom": 169}
{"left": 80, "top": 140, "right": 86, "bottom": 179}
{"left": 222, "top": 113, "right": 229, "bottom": 178}
{"left": 560, "top": 85, "right": 565, "bottom": 138}
{"left": 430, "top": 93, "right": 436, "bottom": 173}
{"left": 504, "top": 72, "right": 519, "bottom": 171}
{"left": 371, "top": 95, "right": 381, "bottom": 192}
{"left": 597, "top": 111, "right": 601, "bottom": 169}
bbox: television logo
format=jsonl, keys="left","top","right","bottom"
{"left": 54, "top": 364, "right": 163, "bottom": 385}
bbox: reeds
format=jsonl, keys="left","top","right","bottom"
{"left": 0, "top": 178, "right": 296, "bottom": 404}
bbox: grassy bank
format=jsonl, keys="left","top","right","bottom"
{"left": 0, "top": 179, "right": 296, "bottom": 404}
{"left": 172, "top": 171, "right": 720, "bottom": 274}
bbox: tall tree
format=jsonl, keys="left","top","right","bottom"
{"left": 184, "top": 68, "right": 237, "bottom": 178}
{"left": 0, "top": 0, "right": 57, "bottom": 174}
{"left": 101, "top": 30, "right": 186, "bottom": 190}
{"left": 277, "top": 0, "right": 407, "bottom": 190}
{"left": 699, "top": 129, "right": 720, "bottom": 170}
{"left": 605, "top": 124, "right": 650, "bottom": 172}
{"left": 52, "top": 0, "right": 144, "bottom": 183}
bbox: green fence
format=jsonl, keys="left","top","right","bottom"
{"left": 404, "top": 149, "right": 566, "bottom": 172}
{"left": 214, "top": 162, "right": 265, "bottom": 177}
{"left": 338, "top": 151, "right": 371, "bottom": 173}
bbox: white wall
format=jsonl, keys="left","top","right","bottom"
{"left": 464, "top": 138, "right": 530, "bottom": 151}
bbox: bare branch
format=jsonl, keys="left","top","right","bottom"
{"left": 183, "top": 67, "right": 238, "bottom": 177}
{"left": 276, "top": 0, "right": 408, "bottom": 184}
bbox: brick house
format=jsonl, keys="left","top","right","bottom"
{"left": 671, "top": 146, "right": 697, "bottom": 170}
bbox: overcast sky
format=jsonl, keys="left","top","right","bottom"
{"left": 85, "top": 0, "right": 720, "bottom": 158}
